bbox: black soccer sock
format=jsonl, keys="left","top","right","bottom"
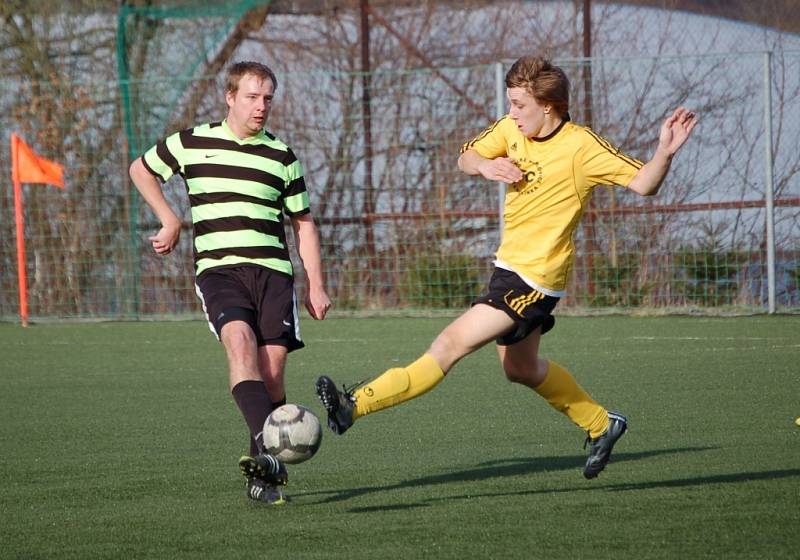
{"left": 231, "top": 380, "right": 273, "bottom": 456}
{"left": 273, "top": 395, "right": 286, "bottom": 409}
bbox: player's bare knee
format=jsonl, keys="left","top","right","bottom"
{"left": 221, "top": 323, "right": 256, "bottom": 355}
{"left": 428, "top": 331, "right": 467, "bottom": 370}
{"left": 503, "top": 364, "right": 526, "bottom": 384}
{"left": 503, "top": 359, "right": 540, "bottom": 386}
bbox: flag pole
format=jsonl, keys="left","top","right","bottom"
{"left": 11, "top": 134, "right": 30, "bottom": 327}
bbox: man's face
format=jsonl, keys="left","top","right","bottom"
{"left": 225, "top": 73, "right": 274, "bottom": 138}
{"left": 507, "top": 87, "right": 548, "bottom": 138}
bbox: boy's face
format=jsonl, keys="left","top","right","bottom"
{"left": 225, "top": 73, "right": 274, "bottom": 138}
{"left": 507, "top": 87, "right": 549, "bottom": 139}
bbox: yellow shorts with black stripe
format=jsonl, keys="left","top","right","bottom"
{"left": 472, "top": 267, "right": 558, "bottom": 346}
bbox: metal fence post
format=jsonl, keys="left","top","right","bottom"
{"left": 764, "top": 51, "right": 776, "bottom": 313}
{"left": 495, "top": 61, "right": 505, "bottom": 231}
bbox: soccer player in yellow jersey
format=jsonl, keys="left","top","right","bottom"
{"left": 317, "top": 56, "right": 697, "bottom": 478}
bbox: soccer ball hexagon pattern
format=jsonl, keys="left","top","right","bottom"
{"left": 262, "top": 404, "right": 323, "bottom": 464}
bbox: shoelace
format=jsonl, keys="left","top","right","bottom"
{"left": 319, "top": 379, "right": 363, "bottom": 407}
{"left": 341, "top": 380, "right": 366, "bottom": 399}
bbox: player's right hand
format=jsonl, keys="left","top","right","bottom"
{"left": 477, "top": 157, "right": 523, "bottom": 184}
{"left": 149, "top": 220, "right": 181, "bottom": 256}
{"left": 305, "top": 287, "right": 332, "bottom": 320}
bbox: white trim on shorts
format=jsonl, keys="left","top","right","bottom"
{"left": 195, "top": 282, "right": 220, "bottom": 340}
{"left": 291, "top": 289, "right": 302, "bottom": 344}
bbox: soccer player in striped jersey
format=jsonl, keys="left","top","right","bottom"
{"left": 129, "top": 61, "right": 331, "bottom": 504}
{"left": 317, "top": 56, "right": 696, "bottom": 479}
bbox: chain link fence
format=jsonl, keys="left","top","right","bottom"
{"left": 1, "top": 49, "right": 798, "bottom": 321}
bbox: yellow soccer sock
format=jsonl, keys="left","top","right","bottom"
{"left": 534, "top": 360, "right": 609, "bottom": 439}
{"left": 352, "top": 353, "right": 445, "bottom": 419}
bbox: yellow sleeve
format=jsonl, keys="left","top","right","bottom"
{"left": 581, "top": 128, "right": 643, "bottom": 187}
{"left": 460, "top": 116, "right": 512, "bottom": 159}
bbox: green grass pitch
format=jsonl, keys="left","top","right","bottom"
{"left": 1, "top": 316, "right": 798, "bottom": 559}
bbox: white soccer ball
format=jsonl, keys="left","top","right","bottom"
{"left": 262, "top": 404, "right": 322, "bottom": 464}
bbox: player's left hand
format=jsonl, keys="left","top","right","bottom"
{"left": 658, "top": 107, "right": 697, "bottom": 155}
{"left": 149, "top": 219, "right": 181, "bottom": 256}
{"left": 305, "top": 287, "right": 332, "bottom": 320}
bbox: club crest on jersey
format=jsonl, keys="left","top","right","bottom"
{"left": 511, "top": 160, "right": 543, "bottom": 194}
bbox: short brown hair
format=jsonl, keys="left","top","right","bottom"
{"left": 505, "top": 56, "right": 569, "bottom": 117}
{"left": 225, "top": 61, "right": 278, "bottom": 94}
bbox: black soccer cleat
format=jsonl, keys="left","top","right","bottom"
{"left": 315, "top": 375, "right": 357, "bottom": 435}
{"left": 583, "top": 411, "right": 628, "bottom": 479}
{"left": 238, "top": 453, "right": 288, "bottom": 486}
{"left": 245, "top": 477, "right": 287, "bottom": 505}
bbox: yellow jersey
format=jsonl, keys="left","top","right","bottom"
{"left": 461, "top": 116, "right": 643, "bottom": 296}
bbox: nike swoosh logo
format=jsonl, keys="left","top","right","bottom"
{"left": 205, "top": 154, "right": 218, "bottom": 158}
{"left": 282, "top": 320, "right": 291, "bottom": 326}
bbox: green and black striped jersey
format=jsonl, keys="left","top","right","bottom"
{"left": 142, "top": 120, "right": 310, "bottom": 278}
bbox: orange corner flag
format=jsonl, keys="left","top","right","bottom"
{"left": 11, "top": 133, "right": 65, "bottom": 327}
{"left": 11, "top": 133, "right": 65, "bottom": 188}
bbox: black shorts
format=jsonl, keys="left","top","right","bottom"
{"left": 472, "top": 267, "right": 559, "bottom": 346}
{"left": 195, "top": 265, "right": 304, "bottom": 352}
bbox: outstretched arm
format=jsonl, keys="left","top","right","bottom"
{"left": 291, "top": 213, "right": 332, "bottom": 320}
{"left": 129, "top": 158, "right": 182, "bottom": 255}
{"left": 627, "top": 107, "right": 698, "bottom": 197}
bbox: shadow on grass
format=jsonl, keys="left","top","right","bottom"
{"left": 407, "top": 467, "right": 800, "bottom": 512}
{"left": 302, "top": 446, "right": 717, "bottom": 507}
{"left": 345, "top": 467, "right": 800, "bottom": 513}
